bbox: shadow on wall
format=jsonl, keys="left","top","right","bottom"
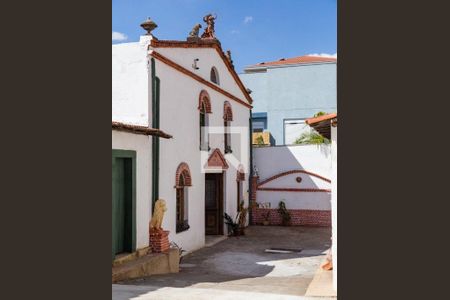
{"left": 270, "top": 133, "right": 276, "bottom": 146}
{"left": 254, "top": 144, "right": 331, "bottom": 188}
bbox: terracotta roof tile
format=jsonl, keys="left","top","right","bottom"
{"left": 305, "top": 113, "right": 337, "bottom": 125}
{"left": 112, "top": 121, "right": 172, "bottom": 138}
{"left": 305, "top": 113, "right": 337, "bottom": 140}
{"left": 248, "top": 55, "right": 336, "bottom": 68}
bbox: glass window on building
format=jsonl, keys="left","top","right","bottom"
{"left": 252, "top": 112, "right": 267, "bottom": 133}
{"left": 284, "top": 119, "right": 313, "bottom": 145}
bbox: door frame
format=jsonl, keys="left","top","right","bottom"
{"left": 205, "top": 172, "right": 224, "bottom": 235}
{"left": 112, "top": 149, "right": 137, "bottom": 260}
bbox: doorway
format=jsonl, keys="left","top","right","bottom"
{"left": 112, "top": 150, "right": 136, "bottom": 260}
{"left": 205, "top": 173, "right": 224, "bottom": 235}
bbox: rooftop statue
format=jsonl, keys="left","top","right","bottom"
{"left": 226, "top": 50, "right": 234, "bottom": 68}
{"left": 189, "top": 23, "right": 202, "bottom": 38}
{"left": 201, "top": 13, "right": 217, "bottom": 39}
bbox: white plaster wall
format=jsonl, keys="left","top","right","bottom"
{"left": 112, "top": 130, "right": 152, "bottom": 250}
{"left": 112, "top": 38, "right": 151, "bottom": 125}
{"left": 155, "top": 47, "right": 249, "bottom": 104}
{"left": 155, "top": 57, "right": 250, "bottom": 253}
{"left": 331, "top": 126, "right": 337, "bottom": 291}
{"left": 253, "top": 144, "right": 331, "bottom": 210}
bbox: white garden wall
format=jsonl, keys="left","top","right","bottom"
{"left": 112, "top": 130, "right": 152, "bottom": 250}
{"left": 253, "top": 144, "right": 331, "bottom": 210}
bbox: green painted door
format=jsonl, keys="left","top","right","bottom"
{"left": 112, "top": 150, "right": 136, "bottom": 260}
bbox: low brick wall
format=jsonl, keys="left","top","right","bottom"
{"left": 252, "top": 208, "right": 331, "bottom": 227}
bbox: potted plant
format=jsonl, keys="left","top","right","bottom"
{"left": 224, "top": 201, "right": 248, "bottom": 236}
{"left": 224, "top": 213, "right": 240, "bottom": 236}
{"left": 277, "top": 200, "right": 291, "bottom": 226}
{"left": 262, "top": 210, "right": 270, "bottom": 226}
{"left": 237, "top": 201, "right": 248, "bottom": 235}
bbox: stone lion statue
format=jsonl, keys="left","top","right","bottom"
{"left": 150, "top": 199, "right": 167, "bottom": 231}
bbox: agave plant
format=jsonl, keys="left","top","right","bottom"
{"left": 294, "top": 131, "right": 330, "bottom": 145}
{"left": 170, "top": 241, "right": 187, "bottom": 263}
{"left": 278, "top": 200, "right": 291, "bottom": 226}
{"left": 223, "top": 212, "right": 240, "bottom": 236}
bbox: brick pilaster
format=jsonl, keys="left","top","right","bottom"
{"left": 149, "top": 229, "right": 170, "bottom": 253}
{"left": 250, "top": 175, "right": 259, "bottom": 207}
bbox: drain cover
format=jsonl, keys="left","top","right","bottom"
{"left": 265, "top": 248, "right": 302, "bottom": 254}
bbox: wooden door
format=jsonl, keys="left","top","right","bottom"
{"left": 205, "top": 173, "right": 223, "bottom": 235}
{"left": 112, "top": 155, "right": 133, "bottom": 259}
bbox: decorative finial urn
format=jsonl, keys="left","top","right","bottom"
{"left": 140, "top": 17, "right": 158, "bottom": 35}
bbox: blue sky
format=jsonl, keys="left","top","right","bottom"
{"left": 112, "top": 0, "right": 336, "bottom": 73}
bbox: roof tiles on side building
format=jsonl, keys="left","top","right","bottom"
{"left": 245, "top": 55, "right": 336, "bottom": 70}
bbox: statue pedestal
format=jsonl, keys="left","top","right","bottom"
{"left": 187, "top": 37, "right": 201, "bottom": 43}
{"left": 149, "top": 229, "right": 170, "bottom": 253}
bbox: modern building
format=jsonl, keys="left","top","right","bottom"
{"left": 240, "top": 55, "right": 336, "bottom": 145}
{"left": 112, "top": 18, "right": 252, "bottom": 255}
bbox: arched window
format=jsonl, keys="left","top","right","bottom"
{"left": 175, "top": 163, "right": 192, "bottom": 233}
{"left": 199, "top": 90, "right": 212, "bottom": 151}
{"left": 210, "top": 67, "right": 220, "bottom": 85}
{"left": 223, "top": 101, "right": 233, "bottom": 153}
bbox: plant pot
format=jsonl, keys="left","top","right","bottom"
{"left": 262, "top": 220, "right": 270, "bottom": 226}
{"left": 233, "top": 227, "right": 245, "bottom": 236}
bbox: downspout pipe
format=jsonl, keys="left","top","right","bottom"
{"left": 248, "top": 109, "right": 253, "bottom": 224}
{"left": 151, "top": 58, "right": 160, "bottom": 213}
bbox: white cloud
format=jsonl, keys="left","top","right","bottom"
{"left": 112, "top": 31, "right": 128, "bottom": 42}
{"left": 243, "top": 16, "right": 253, "bottom": 24}
{"left": 230, "top": 30, "right": 240, "bottom": 35}
{"left": 308, "top": 53, "right": 337, "bottom": 58}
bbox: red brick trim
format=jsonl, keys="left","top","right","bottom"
{"left": 257, "top": 187, "right": 331, "bottom": 192}
{"left": 223, "top": 101, "right": 233, "bottom": 121}
{"left": 205, "top": 148, "right": 229, "bottom": 170}
{"left": 250, "top": 175, "right": 259, "bottom": 208}
{"left": 175, "top": 162, "right": 192, "bottom": 187}
{"left": 236, "top": 164, "right": 245, "bottom": 181}
{"left": 151, "top": 51, "right": 252, "bottom": 109}
{"left": 150, "top": 39, "right": 253, "bottom": 104}
{"left": 252, "top": 208, "right": 331, "bottom": 227}
{"left": 198, "top": 90, "right": 212, "bottom": 113}
{"left": 257, "top": 169, "right": 331, "bottom": 188}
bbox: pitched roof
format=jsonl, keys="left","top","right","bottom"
{"left": 150, "top": 50, "right": 252, "bottom": 109}
{"left": 112, "top": 121, "right": 172, "bottom": 138}
{"left": 246, "top": 55, "right": 336, "bottom": 69}
{"left": 150, "top": 39, "right": 252, "bottom": 105}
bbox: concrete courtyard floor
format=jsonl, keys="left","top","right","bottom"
{"left": 113, "top": 226, "right": 334, "bottom": 300}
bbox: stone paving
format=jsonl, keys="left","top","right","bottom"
{"left": 113, "top": 226, "right": 333, "bottom": 300}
